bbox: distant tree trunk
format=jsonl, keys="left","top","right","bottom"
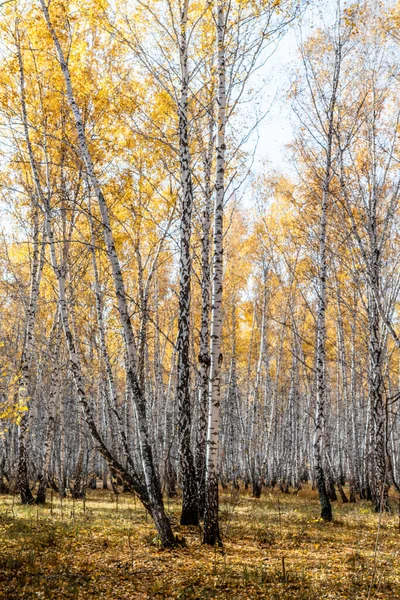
{"left": 224, "top": 302, "right": 241, "bottom": 489}
{"left": 36, "top": 316, "right": 60, "bottom": 504}
{"left": 250, "top": 272, "right": 268, "bottom": 498}
{"left": 163, "top": 346, "right": 177, "bottom": 499}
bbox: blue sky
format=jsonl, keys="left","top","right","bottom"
{"left": 256, "top": 27, "right": 298, "bottom": 175}
{"left": 249, "top": 0, "right": 339, "bottom": 177}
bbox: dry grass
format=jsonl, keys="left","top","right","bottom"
{"left": 0, "top": 486, "right": 399, "bottom": 599}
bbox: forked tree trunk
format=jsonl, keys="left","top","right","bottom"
{"left": 36, "top": 2, "right": 175, "bottom": 546}
{"left": 16, "top": 38, "right": 44, "bottom": 505}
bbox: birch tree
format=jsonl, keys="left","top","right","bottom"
{"left": 292, "top": 4, "right": 352, "bottom": 520}
{"left": 38, "top": 0, "right": 176, "bottom": 546}
{"left": 203, "top": 0, "right": 226, "bottom": 545}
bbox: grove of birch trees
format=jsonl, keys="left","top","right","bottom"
{"left": 0, "top": 0, "right": 400, "bottom": 547}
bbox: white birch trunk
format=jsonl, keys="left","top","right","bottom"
{"left": 203, "top": 0, "right": 226, "bottom": 546}
{"left": 196, "top": 114, "right": 214, "bottom": 514}
{"left": 16, "top": 37, "right": 45, "bottom": 504}
{"left": 175, "top": 0, "right": 198, "bottom": 526}
{"left": 311, "top": 31, "right": 343, "bottom": 523}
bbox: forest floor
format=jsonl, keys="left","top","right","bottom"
{"left": 0, "top": 486, "right": 399, "bottom": 599}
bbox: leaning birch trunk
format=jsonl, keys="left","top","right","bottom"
{"left": 175, "top": 0, "right": 198, "bottom": 526}
{"left": 39, "top": 0, "right": 174, "bottom": 547}
{"left": 45, "top": 208, "right": 151, "bottom": 501}
{"left": 16, "top": 204, "right": 41, "bottom": 505}
{"left": 88, "top": 202, "right": 138, "bottom": 478}
{"left": 203, "top": 0, "right": 226, "bottom": 546}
